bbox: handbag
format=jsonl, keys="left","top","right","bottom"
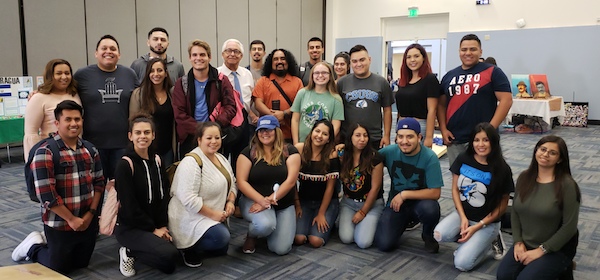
{"left": 98, "top": 155, "right": 160, "bottom": 235}
{"left": 99, "top": 179, "right": 119, "bottom": 235}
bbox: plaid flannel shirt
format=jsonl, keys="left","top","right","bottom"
{"left": 32, "top": 135, "right": 105, "bottom": 230}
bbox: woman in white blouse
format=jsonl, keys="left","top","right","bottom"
{"left": 168, "top": 122, "right": 237, "bottom": 268}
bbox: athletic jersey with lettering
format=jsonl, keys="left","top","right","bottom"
{"left": 337, "top": 74, "right": 394, "bottom": 142}
{"left": 440, "top": 63, "right": 510, "bottom": 143}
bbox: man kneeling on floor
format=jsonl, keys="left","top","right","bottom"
{"left": 12, "top": 100, "right": 105, "bottom": 274}
{"left": 375, "top": 118, "right": 443, "bottom": 253}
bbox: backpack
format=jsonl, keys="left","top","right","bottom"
{"left": 166, "top": 152, "right": 203, "bottom": 185}
{"left": 25, "top": 136, "right": 96, "bottom": 203}
{"left": 99, "top": 154, "right": 161, "bottom": 236}
{"left": 182, "top": 73, "right": 247, "bottom": 146}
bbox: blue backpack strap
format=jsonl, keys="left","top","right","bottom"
{"left": 80, "top": 140, "right": 97, "bottom": 157}
{"left": 45, "top": 138, "right": 63, "bottom": 174}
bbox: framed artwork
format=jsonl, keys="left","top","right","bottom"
{"left": 529, "top": 74, "right": 551, "bottom": 99}
{"left": 511, "top": 74, "right": 531, "bottom": 98}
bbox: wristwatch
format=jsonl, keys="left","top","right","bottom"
{"left": 88, "top": 208, "right": 97, "bottom": 216}
{"left": 539, "top": 244, "right": 548, "bottom": 254}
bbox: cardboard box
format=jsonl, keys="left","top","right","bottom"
{"left": 548, "top": 96, "right": 562, "bottom": 111}
{"left": 0, "top": 263, "right": 70, "bottom": 279}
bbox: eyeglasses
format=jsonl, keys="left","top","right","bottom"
{"left": 313, "top": 71, "right": 330, "bottom": 76}
{"left": 537, "top": 146, "right": 559, "bottom": 157}
{"left": 224, "top": 49, "right": 241, "bottom": 55}
{"left": 258, "top": 128, "right": 274, "bottom": 134}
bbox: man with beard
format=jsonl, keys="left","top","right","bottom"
{"left": 375, "top": 118, "right": 443, "bottom": 254}
{"left": 130, "top": 27, "right": 185, "bottom": 85}
{"left": 246, "top": 40, "right": 266, "bottom": 83}
{"left": 252, "top": 49, "right": 303, "bottom": 142}
{"left": 172, "top": 40, "right": 236, "bottom": 155}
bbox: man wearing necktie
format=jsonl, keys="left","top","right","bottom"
{"left": 217, "top": 39, "right": 256, "bottom": 169}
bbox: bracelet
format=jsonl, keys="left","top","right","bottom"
{"left": 358, "top": 209, "right": 366, "bottom": 217}
{"left": 479, "top": 220, "right": 486, "bottom": 228}
{"left": 226, "top": 200, "right": 235, "bottom": 204}
{"left": 399, "top": 192, "right": 405, "bottom": 201}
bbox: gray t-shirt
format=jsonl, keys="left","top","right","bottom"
{"left": 74, "top": 64, "right": 138, "bottom": 149}
{"left": 130, "top": 53, "right": 185, "bottom": 85}
{"left": 337, "top": 73, "right": 394, "bottom": 142}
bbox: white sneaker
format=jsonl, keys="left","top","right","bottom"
{"left": 119, "top": 247, "right": 136, "bottom": 277}
{"left": 12, "top": 232, "right": 44, "bottom": 261}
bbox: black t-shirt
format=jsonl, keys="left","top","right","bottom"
{"left": 449, "top": 152, "right": 514, "bottom": 222}
{"left": 341, "top": 153, "right": 384, "bottom": 200}
{"left": 298, "top": 158, "right": 340, "bottom": 201}
{"left": 240, "top": 144, "right": 299, "bottom": 209}
{"left": 395, "top": 73, "right": 440, "bottom": 119}
{"left": 152, "top": 96, "right": 174, "bottom": 155}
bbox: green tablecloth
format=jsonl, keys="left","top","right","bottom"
{"left": 0, "top": 118, "right": 24, "bottom": 144}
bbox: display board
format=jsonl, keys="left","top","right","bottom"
{"left": 0, "top": 76, "right": 32, "bottom": 117}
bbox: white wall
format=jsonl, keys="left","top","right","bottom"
{"left": 326, "top": 0, "right": 600, "bottom": 59}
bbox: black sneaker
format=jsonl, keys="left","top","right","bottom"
{"left": 181, "top": 251, "right": 203, "bottom": 268}
{"left": 405, "top": 220, "right": 421, "bottom": 231}
{"left": 424, "top": 238, "right": 439, "bottom": 254}
{"left": 492, "top": 233, "right": 507, "bottom": 260}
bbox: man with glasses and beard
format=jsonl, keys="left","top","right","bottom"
{"left": 252, "top": 49, "right": 303, "bottom": 143}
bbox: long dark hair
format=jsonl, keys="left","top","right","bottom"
{"left": 399, "top": 43, "right": 432, "bottom": 87}
{"left": 466, "top": 123, "right": 512, "bottom": 209}
{"left": 516, "top": 135, "right": 581, "bottom": 208}
{"left": 301, "top": 119, "right": 335, "bottom": 173}
{"left": 39, "top": 59, "right": 78, "bottom": 96}
{"left": 340, "top": 123, "right": 376, "bottom": 182}
{"left": 139, "top": 58, "right": 173, "bottom": 114}
{"left": 262, "top": 49, "right": 299, "bottom": 77}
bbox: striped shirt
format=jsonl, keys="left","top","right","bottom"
{"left": 32, "top": 135, "right": 105, "bottom": 230}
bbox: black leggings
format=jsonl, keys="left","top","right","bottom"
{"left": 115, "top": 224, "right": 180, "bottom": 274}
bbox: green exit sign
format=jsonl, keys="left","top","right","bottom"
{"left": 408, "top": 7, "right": 418, "bottom": 18}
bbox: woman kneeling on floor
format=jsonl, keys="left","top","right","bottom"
{"left": 434, "top": 123, "right": 514, "bottom": 271}
{"left": 114, "top": 114, "right": 179, "bottom": 277}
{"left": 168, "top": 122, "right": 237, "bottom": 268}
{"left": 237, "top": 115, "right": 301, "bottom": 255}
{"left": 294, "top": 119, "right": 340, "bottom": 248}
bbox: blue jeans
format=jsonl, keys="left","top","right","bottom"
{"left": 186, "top": 223, "right": 230, "bottom": 256}
{"left": 497, "top": 246, "right": 572, "bottom": 280}
{"left": 239, "top": 195, "right": 296, "bottom": 255}
{"left": 338, "top": 197, "right": 384, "bottom": 249}
{"left": 296, "top": 199, "right": 339, "bottom": 245}
{"left": 434, "top": 211, "right": 500, "bottom": 271}
{"left": 374, "top": 199, "right": 440, "bottom": 252}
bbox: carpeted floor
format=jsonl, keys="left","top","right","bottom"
{"left": 1, "top": 125, "right": 598, "bottom": 279}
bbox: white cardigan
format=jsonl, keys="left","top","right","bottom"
{"left": 168, "top": 147, "right": 237, "bottom": 249}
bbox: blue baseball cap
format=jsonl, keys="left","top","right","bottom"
{"left": 256, "top": 115, "right": 280, "bottom": 131}
{"left": 396, "top": 118, "right": 421, "bottom": 134}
